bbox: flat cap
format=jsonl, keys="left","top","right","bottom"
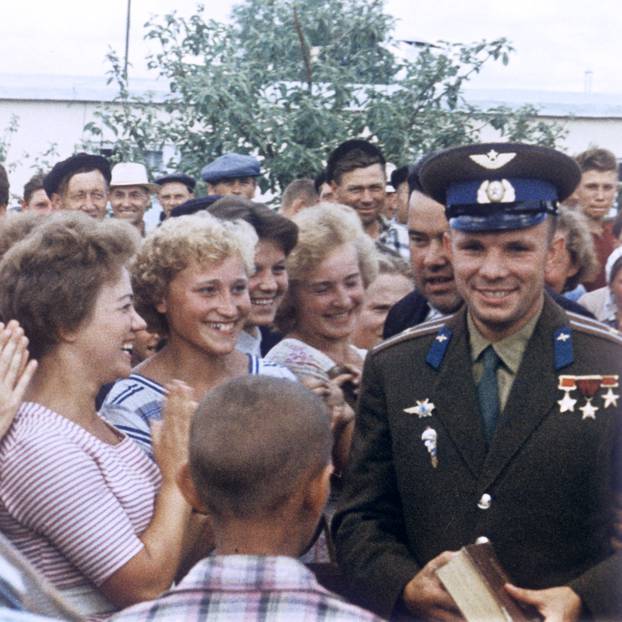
{"left": 326, "top": 139, "right": 385, "bottom": 183}
{"left": 154, "top": 173, "right": 196, "bottom": 191}
{"left": 419, "top": 142, "right": 581, "bottom": 231}
{"left": 200, "top": 153, "right": 260, "bottom": 183}
{"left": 170, "top": 195, "right": 223, "bottom": 218}
{"left": 44, "top": 153, "right": 111, "bottom": 196}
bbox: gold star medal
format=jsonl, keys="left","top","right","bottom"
{"left": 557, "top": 375, "right": 577, "bottom": 414}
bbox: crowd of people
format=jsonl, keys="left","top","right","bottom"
{"left": 0, "top": 138, "right": 619, "bottom": 622}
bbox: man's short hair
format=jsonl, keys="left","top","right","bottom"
{"left": 189, "top": 376, "right": 332, "bottom": 520}
{"left": 23, "top": 173, "right": 46, "bottom": 205}
{"left": 281, "top": 178, "right": 319, "bottom": 213}
{"left": 575, "top": 147, "right": 618, "bottom": 174}
{"left": 313, "top": 170, "right": 328, "bottom": 193}
{"left": 326, "top": 139, "right": 386, "bottom": 185}
{"left": 0, "top": 164, "right": 9, "bottom": 207}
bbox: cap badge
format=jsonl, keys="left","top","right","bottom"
{"left": 421, "top": 426, "right": 438, "bottom": 468}
{"left": 477, "top": 179, "right": 516, "bottom": 204}
{"left": 469, "top": 150, "right": 516, "bottom": 170}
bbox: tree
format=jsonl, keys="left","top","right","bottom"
{"left": 84, "top": 0, "right": 566, "bottom": 194}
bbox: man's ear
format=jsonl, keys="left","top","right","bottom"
{"left": 546, "top": 234, "right": 565, "bottom": 275}
{"left": 442, "top": 231, "right": 453, "bottom": 259}
{"left": 155, "top": 297, "right": 167, "bottom": 314}
{"left": 177, "top": 463, "right": 209, "bottom": 514}
{"left": 51, "top": 192, "right": 63, "bottom": 210}
{"left": 301, "top": 463, "right": 333, "bottom": 517}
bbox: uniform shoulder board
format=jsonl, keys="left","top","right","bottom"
{"left": 372, "top": 315, "right": 453, "bottom": 355}
{"left": 568, "top": 314, "right": 622, "bottom": 346}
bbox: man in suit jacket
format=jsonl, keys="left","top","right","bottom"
{"left": 334, "top": 143, "right": 622, "bottom": 621}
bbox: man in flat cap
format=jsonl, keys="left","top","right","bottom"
{"left": 326, "top": 139, "right": 410, "bottom": 261}
{"left": 200, "top": 153, "right": 260, "bottom": 200}
{"left": 44, "top": 152, "right": 111, "bottom": 219}
{"left": 334, "top": 143, "right": 622, "bottom": 621}
{"left": 155, "top": 173, "right": 195, "bottom": 220}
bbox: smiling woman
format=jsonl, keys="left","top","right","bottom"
{"left": 100, "top": 212, "right": 296, "bottom": 457}
{"left": 0, "top": 213, "right": 198, "bottom": 617}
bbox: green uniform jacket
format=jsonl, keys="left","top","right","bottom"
{"left": 333, "top": 296, "right": 622, "bottom": 619}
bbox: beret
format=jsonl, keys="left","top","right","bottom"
{"left": 154, "top": 173, "right": 196, "bottom": 191}
{"left": 44, "top": 153, "right": 111, "bottom": 196}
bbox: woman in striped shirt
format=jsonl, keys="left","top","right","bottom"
{"left": 101, "top": 212, "right": 295, "bottom": 455}
{"left": 0, "top": 213, "right": 196, "bottom": 618}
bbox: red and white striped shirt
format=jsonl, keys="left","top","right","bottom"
{"left": 0, "top": 402, "right": 161, "bottom": 591}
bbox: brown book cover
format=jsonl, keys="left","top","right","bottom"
{"left": 436, "top": 539, "right": 543, "bottom": 622}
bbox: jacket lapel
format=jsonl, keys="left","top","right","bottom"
{"left": 431, "top": 309, "right": 488, "bottom": 478}
{"left": 478, "top": 297, "right": 567, "bottom": 491}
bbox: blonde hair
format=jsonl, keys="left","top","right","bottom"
{"left": 132, "top": 212, "right": 257, "bottom": 334}
{"left": 275, "top": 202, "right": 378, "bottom": 333}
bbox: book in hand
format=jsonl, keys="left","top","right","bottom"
{"left": 435, "top": 538, "right": 543, "bottom": 622}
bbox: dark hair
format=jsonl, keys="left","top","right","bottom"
{"left": 609, "top": 255, "right": 622, "bottom": 286}
{"left": 0, "top": 164, "right": 9, "bottom": 207}
{"left": 313, "top": 170, "right": 328, "bottom": 193}
{"left": 575, "top": 148, "right": 618, "bottom": 174}
{"left": 190, "top": 376, "right": 331, "bottom": 520}
{"left": 208, "top": 196, "right": 298, "bottom": 255}
{"left": 23, "top": 173, "right": 47, "bottom": 205}
{"left": 0, "top": 212, "right": 139, "bottom": 359}
{"left": 326, "top": 139, "right": 385, "bottom": 185}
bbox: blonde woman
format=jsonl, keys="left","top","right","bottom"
{"left": 101, "top": 212, "right": 295, "bottom": 454}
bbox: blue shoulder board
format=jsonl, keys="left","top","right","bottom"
{"left": 426, "top": 326, "right": 453, "bottom": 370}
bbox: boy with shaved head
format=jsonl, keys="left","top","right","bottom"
{"left": 111, "top": 376, "right": 380, "bottom": 621}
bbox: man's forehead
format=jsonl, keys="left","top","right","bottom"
{"left": 580, "top": 169, "right": 618, "bottom": 184}
{"left": 408, "top": 192, "right": 447, "bottom": 228}
{"left": 338, "top": 164, "right": 385, "bottom": 186}
{"left": 66, "top": 169, "right": 106, "bottom": 189}
{"left": 160, "top": 181, "right": 191, "bottom": 193}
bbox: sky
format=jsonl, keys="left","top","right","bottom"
{"left": 0, "top": 0, "right": 620, "bottom": 94}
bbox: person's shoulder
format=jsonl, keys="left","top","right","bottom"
{"left": 567, "top": 312, "right": 622, "bottom": 347}
{"left": 372, "top": 315, "right": 453, "bottom": 357}
{"left": 103, "top": 373, "right": 166, "bottom": 408}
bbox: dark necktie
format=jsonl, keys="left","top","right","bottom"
{"left": 477, "top": 346, "right": 501, "bottom": 443}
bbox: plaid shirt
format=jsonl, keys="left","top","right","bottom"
{"left": 109, "top": 555, "right": 383, "bottom": 621}
{"left": 376, "top": 217, "right": 410, "bottom": 261}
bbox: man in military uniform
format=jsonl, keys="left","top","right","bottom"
{"left": 333, "top": 143, "right": 622, "bottom": 621}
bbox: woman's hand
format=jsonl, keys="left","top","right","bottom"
{"left": 0, "top": 320, "right": 37, "bottom": 438}
{"left": 152, "top": 380, "right": 197, "bottom": 483}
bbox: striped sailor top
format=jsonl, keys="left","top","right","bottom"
{"left": 100, "top": 354, "right": 296, "bottom": 456}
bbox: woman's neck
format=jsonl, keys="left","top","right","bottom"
{"left": 25, "top": 355, "right": 99, "bottom": 426}
{"left": 288, "top": 328, "right": 352, "bottom": 366}
{"left": 136, "top": 338, "right": 247, "bottom": 400}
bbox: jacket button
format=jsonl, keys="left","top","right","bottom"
{"left": 477, "top": 493, "right": 492, "bottom": 510}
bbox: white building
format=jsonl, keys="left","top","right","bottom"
{"left": 1, "top": 72, "right": 621, "bottom": 205}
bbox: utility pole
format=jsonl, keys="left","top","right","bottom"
{"left": 124, "top": 0, "right": 132, "bottom": 82}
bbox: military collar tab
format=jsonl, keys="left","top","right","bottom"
{"left": 554, "top": 326, "right": 574, "bottom": 370}
{"left": 426, "top": 326, "right": 453, "bottom": 370}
